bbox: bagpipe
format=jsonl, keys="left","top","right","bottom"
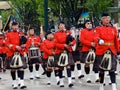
{"left": 58, "top": 32, "right": 74, "bottom": 67}
{"left": 20, "top": 35, "right": 27, "bottom": 45}
{"left": 28, "top": 39, "right": 41, "bottom": 59}
{"left": 85, "top": 48, "right": 96, "bottom": 64}
{"left": 10, "top": 52, "right": 23, "bottom": 69}
{"left": 71, "top": 28, "right": 83, "bottom": 51}
{"left": 99, "top": 50, "right": 112, "bottom": 71}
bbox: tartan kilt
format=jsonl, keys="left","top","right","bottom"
{"left": 93, "top": 54, "right": 117, "bottom": 71}
{"left": 54, "top": 52, "right": 74, "bottom": 67}
{"left": 80, "top": 52, "right": 89, "bottom": 63}
{"left": 6, "top": 55, "right": 27, "bottom": 69}
{"left": 28, "top": 57, "right": 41, "bottom": 65}
{"left": 72, "top": 51, "right": 80, "bottom": 62}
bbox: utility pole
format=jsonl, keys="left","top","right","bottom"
{"left": 44, "top": 0, "right": 48, "bottom": 32}
{"left": 113, "top": 0, "right": 118, "bottom": 23}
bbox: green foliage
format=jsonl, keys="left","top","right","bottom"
{"left": 48, "top": 0, "right": 84, "bottom": 26}
{"left": 0, "top": 0, "right": 115, "bottom": 31}
{"left": 84, "top": 0, "right": 113, "bottom": 18}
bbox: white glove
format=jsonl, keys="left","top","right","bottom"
{"left": 8, "top": 44, "right": 13, "bottom": 48}
{"left": 16, "top": 46, "right": 21, "bottom": 51}
{"left": 117, "top": 54, "right": 120, "bottom": 59}
{"left": 98, "top": 39, "right": 104, "bottom": 45}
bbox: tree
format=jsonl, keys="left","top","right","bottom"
{"left": 48, "top": 0, "right": 85, "bottom": 28}
{"left": 84, "top": 0, "right": 113, "bottom": 26}
{"left": 0, "top": 0, "right": 45, "bottom": 34}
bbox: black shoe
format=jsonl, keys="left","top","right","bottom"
{"left": 60, "top": 85, "right": 64, "bottom": 87}
{"left": 18, "top": 84, "right": 20, "bottom": 86}
{"left": 20, "top": 85, "right": 27, "bottom": 89}
{"left": 68, "top": 83, "right": 74, "bottom": 88}
{"left": 3, "top": 68, "right": 6, "bottom": 72}
{"left": 30, "top": 78, "right": 34, "bottom": 80}
{"left": 87, "top": 80, "right": 91, "bottom": 83}
{"left": 41, "top": 72, "right": 46, "bottom": 75}
{"left": 62, "top": 76, "right": 65, "bottom": 78}
{"left": 109, "top": 83, "right": 112, "bottom": 85}
{"left": 57, "top": 81, "right": 60, "bottom": 85}
{"left": 47, "top": 83, "right": 51, "bottom": 85}
{"left": 95, "top": 79, "right": 100, "bottom": 83}
{"left": 35, "top": 77, "right": 40, "bottom": 79}
{"left": 103, "top": 83, "right": 106, "bottom": 86}
{"left": 13, "top": 86, "right": 18, "bottom": 89}
{"left": 0, "top": 77, "right": 1, "bottom": 79}
{"left": 78, "top": 75, "right": 84, "bottom": 79}
{"left": 72, "top": 77, "right": 75, "bottom": 79}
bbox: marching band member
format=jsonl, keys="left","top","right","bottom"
{"left": 42, "top": 32, "right": 55, "bottom": 85}
{"left": 70, "top": 27, "right": 84, "bottom": 79}
{"left": 6, "top": 22, "right": 27, "bottom": 89}
{"left": 42, "top": 32, "right": 64, "bottom": 85}
{"left": 26, "top": 27, "right": 41, "bottom": 79}
{"left": 94, "top": 13, "right": 118, "bottom": 90}
{"left": 0, "top": 32, "right": 7, "bottom": 73}
{"left": 54, "top": 22, "right": 76, "bottom": 87}
{"left": 80, "top": 20, "right": 99, "bottom": 83}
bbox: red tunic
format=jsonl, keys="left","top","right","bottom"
{"left": 54, "top": 31, "right": 76, "bottom": 54}
{"left": 26, "top": 35, "right": 41, "bottom": 52}
{"left": 6, "top": 31, "right": 20, "bottom": 57}
{"left": 95, "top": 26, "right": 118, "bottom": 55}
{"left": 80, "top": 28, "right": 98, "bottom": 52}
{"left": 0, "top": 36, "right": 7, "bottom": 54}
{"left": 42, "top": 39, "right": 64, "bottom": 59}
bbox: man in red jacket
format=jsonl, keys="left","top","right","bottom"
{"left": 26, "top": 27, "right": 41, "bottom": 79}
{"left": 54, "top": 22, "right": 76, "bottom": 87}
{"left": 6, "top": 22, "right": 26, "bottom": 89}
{"left": 0, "top": 32, "right": 7, "bottom": 73}
{"left": 94, "top": 13, "right": 118, "bottom": 90}
{"left": 42, "top": 32, "right": 65, "bottom": 85}
{"left": 80, "top": 20, "right": 99, "bottom": 83}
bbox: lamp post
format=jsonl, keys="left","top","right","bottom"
{"left": 114, "top": 0, "right": 118, "bottom": 23}
{"left": 44, "top": 0, "right": 48, "bottom": 32}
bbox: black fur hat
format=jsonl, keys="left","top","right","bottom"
{"left": 45, "top": 31, "right": 52, "bottom": 39}
{"left": 12, "top": 22, "right": 18, "bottom": 26}
{"left": 101, "top": 12, "right": 109, "bottom": 17}
{"left": 83, "top": 20, "right": 92, "bottom": 28}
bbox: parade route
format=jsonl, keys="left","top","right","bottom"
{"left": 0, "top": 64, "right": 120, "bottom": 90}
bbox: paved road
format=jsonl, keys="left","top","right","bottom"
{"left": 0, "top": 64, "right": 120, "bottom": 90}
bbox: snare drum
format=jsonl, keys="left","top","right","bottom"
{"left": 28, "top": 46, "right": 41, "bottom": 59}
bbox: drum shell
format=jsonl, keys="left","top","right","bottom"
{"left": 28, "top": 47, "right": 41, "bottom": 59}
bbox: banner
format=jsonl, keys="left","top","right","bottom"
{"left": 3, "top": 15, "right": 15, "bottom": 32}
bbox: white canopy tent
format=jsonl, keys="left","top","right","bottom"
{"left": 0, "top": 1, "right": 11, "bottom": 10}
